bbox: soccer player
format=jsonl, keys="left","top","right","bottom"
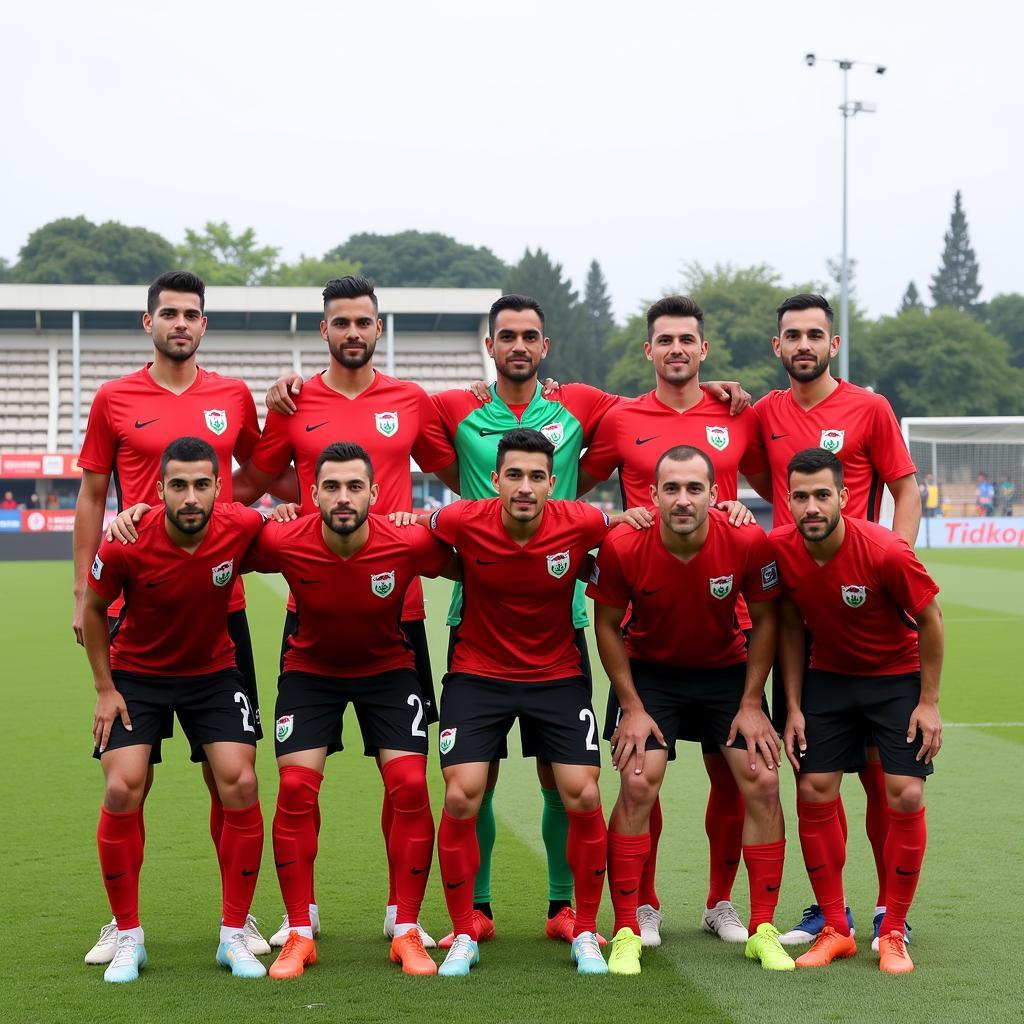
{"left": 74, "top": 271, "right": 277, "bottom": 963}
{"left": 771, "top": 448, "right": 942, "bottom": 974}
{"left": 234, "top": 275, "right": 458, "bottom": 946}
{"left": 754, "top": 293, "right": 922, "bottom": 947}
{"left": 579, "top": 295, "right": 771, "bottom": 947}
{"left": 83, "top": 438, "right": 268, "bottom": 982}
{"left": 588, "top": 445, "right": 792, "bottom": 975}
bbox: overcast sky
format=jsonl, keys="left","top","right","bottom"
{"left": 2, "top": 0, "right": 1019, "bottom": 323}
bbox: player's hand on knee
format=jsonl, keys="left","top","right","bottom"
{"left": 715, "top": 499, "right": 754, "bottom": 527}
{"left": 266, "top": 373, "right": 304, "bottom": 415}
{"left": 728, "top": 706, "right": 779, "bottom": 771}
{"left": 614, "top": 709, "right": 666, "bottom": 774}
{"left": 105, "top": 503, "right": 151, "bottom": 543}
{"left": 783, "top": 711, "right": 806, "bottom": 772}
{"left": 909, "top": 702, "right": 942, "bottom": 764}
{"left": 704, "top": 380, "right": 751, "bottom": 415}
{"left": 94, "top": 689, "right": 132, "bottom": 753}
{"left": 270, "top": 502, "right": 299, "bottom": 523}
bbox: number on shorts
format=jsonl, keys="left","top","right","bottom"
{"left": 234, "top": 691, "right": 256, "bottom": 734}
{"left": 579, "top": 708, "right": 598, "bottom": 751}
{"left": 407, "top": 694, "right": 427, "bottom": 738}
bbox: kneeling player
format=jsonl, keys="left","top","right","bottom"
{"left": 772, "top": 449, "right": 942, "bottom": 974}
{"left": 84, "top": 438, "right": 268, "bottom": 982}
{"left": 588, "top": 445, "right": 793, "bottom": 974}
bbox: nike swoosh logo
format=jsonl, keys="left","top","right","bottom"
{"left": 241, "top": 869, "right": 257, "bottom": 876}
{"left": 134, "top": 418, "right": 159, "bottom": 429}
{"left": 475, "top": 558, "right": 500, "bottom": 565}
{"left": 770, "top": 432, "right": 789, "bottom": 440}
{"left": 145, "top": 580, "right": 167, "bottom": 588}
{"left": 299, "top": 577, "right": 319, "bottom": 584}
{"left": 635, "top": 436, "right": 659, "bottom": 445}
{"left": 275, "top": 860, "right": 296, "bottom": 869}
{"left": 766, "top": 884, "right": 781, "bottom": 892}
{"left": 594, "top": 868, "right": 606, "bottom": 877}
{"left": 446, "top": 880, "right": 465, "bottom": 889}
{"left": 412, "top": 867, "right": 429, "bottom": 875}
{"left": 618, "top": 887, "right": 638, "bottom": 896}
{"left": 808, "top": 864, "right": 824, "bottom": 873}
{"left": 895, "top": 866, "right": 920, "bottom": 876}
{"left": 305, "top": 422, "right": 329, "bottom": 432}
{"left": 641, "top": 588, "right": 661, "bottom": 596}
{"left": 104, "top": 871, "right": 126, "bottom": 881}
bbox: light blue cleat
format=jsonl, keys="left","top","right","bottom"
{"left": 103, "top": 935, "right": 148, "bottom": 983}
{"left": 438, "top": 934, "right": 479, "bottom": 977}
{"left": 217, "top": 933, "right": 267, "bottom": 978}
{"left": 570, "top": 931, "right": 608, "bottom": 975}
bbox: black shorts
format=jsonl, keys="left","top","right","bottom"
{"left": 798, "top": 670, "right": 934, "bottom": 779}
{"left": 274, "top": 668, "right": 429, "bottom": 758}
{"left": 108, "top": 613, "right": 162, "bottom": 765}
{"left": 93, "top": 668, "right": 258, "bottom": 763}
{"left": 228, "top": 610, "right": 262, "bottom": 741}
{"left": 439, "top": 672, "right": 601, "bottom": 769}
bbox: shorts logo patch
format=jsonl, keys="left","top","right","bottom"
{"left": 706, "top": 425, "right": 729, "bottom": 451}
{"left": 761, "top": 560, "right": 779, "bottom": 589}
{"left": 588, "top": 563, "right": 600, "bottom": 586}
{"left": 439, "top": 727, "right": 457, "bottom": 755}
{"left": 709, "top": 574, "right": 733, "bottom": 599}
{"left": 546, "top": 550, "right": 571, "bottom": 578}
{"left": 204, "top": 409, "right": 228, "bottom": 436}
{"left": 820, "top": 428, "right": 845, "bottom": 453}
{"left": 375, "top": 411, "right": 399, "bottom": 437}
{"left": 371, "top": 570, "right": 395, "bottom": 598}
{"left": 91, "top": 554, "right": 104, "bottom": 580}
{"left": 211, "top": 559, "right": 234, "bottom": 587}
{"left": 841, "top": 585, "right": 867, "bottom": 608}
{"left": 275, "top": 715, "right": 294, "bottom": 742}
{"left": 540, "top": 422, "right": 564, "bottom": 447}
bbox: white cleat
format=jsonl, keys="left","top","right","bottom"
{"left": 702, "top": 900, "right": 749, "bottom": 943}
{"left": 243, "top": 914, "right": 271, "bottom": 956}
{"left": 636, "top": 904, "right": 663, "bottom": 948}
{"left": 217, "top": 932, "right": 268, "bottom": 978}
{"left": 103, "top": 935, "right": 148, "bottom": 983}
{"left": 269, "top": 906, "right": 321, "bottom": 948}
{"left": 383, "top": 904, "right": 436, "bottom": 948}
{"left": 85, "top": 918, "right": 119, "bottom": 965}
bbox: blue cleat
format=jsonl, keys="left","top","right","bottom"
{"left": 103, "top": 935, "right": 148, "bottom": 983}
{"left": 570, "top": 932, "right": 609, "bottom": 975}
{"left": 871, "top": 911, "right": 911, "bottom": 952}
{"left": 438, "top": 934, "right": 479, "bottom": 977}
{"left": 778, "top": 904, "right": 855, "bottom": 946}
{"left": 217, "top": 933, "right": 267, "bottom": 978}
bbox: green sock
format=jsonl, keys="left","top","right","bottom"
{"left": 541, "top": 787, "right": 574, "bottom": 901}
{"left": 473, "top": 789, "right": 497, "bottom": 903}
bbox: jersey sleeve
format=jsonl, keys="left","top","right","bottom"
{"left": 881, "top": 537, "right": 940, "bottom": 616}
{"left": 741, "top": 529, "right": 781, "bottom": 603}
{"left": 557, "top": 384, "right": 623, "bottom": 443}
{"left": 409, "top": 525, "right": 455, "bottom": 578}
{"left": 430, "top": 389, "right": 481, "bottom": 441}
{"left": 233, "top": 385, "right": 262, "bottom": 464}
{"left": 868, "top": 396, "right": 917, "bottom": 483}
{"left": 427, "top": 500, "right": 468, "bottom": 546}
{"left": 411, "top": 386, "right": 457, "bottom": 472}
{"left": 737, "top": 407, "right": 769, "bottom": 478}
{"left": 240, "top": 519, "right": 281, "bottom": 574}
{"left": 86, "top": 536, "right": 127, "bottom": 603}
{"left": 585, "top": 535, "right": 631, "bottom": 608}
{"left": 580, "top": 502, "right": 612, "bottom": 547}
{"left": 578, "top": 405, "right": 622, "bottom": 481}
{"left": 248, "top": 410, "right": 295, "bottom": 477}
{"left": 77, "top": 383, "right": 117, "bottom": 474}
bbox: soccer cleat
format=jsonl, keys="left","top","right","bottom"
{"left": 871, "top": 911, "right": 911, "bottom": 953}
{"left": 743, "top": 923, "right": 795, "bottom": 971}
{"left": 85, "top": 918, "right": 118, "bottom": 965}
{"left": 795, "top": 926, "right": 857, "bottom": 968}
{"left": 438, "top": 910, "right": 496, "bottom": 949}
{"left": 268, "top": 932, "right": 317, "bottom": 979}
{"left": 702, "top": 901, "right": 748, "bottom": 944}
{"left": 878, "top": 930, "right": 915, "bottom": 974}
{"left": 636, "top": 904, "right": 663, "bottom": 948}
{"left": 243, "top": 915, "right": 271, "bottom": 956}
{"left": 103, "top": 935, "right": 148, "bottom": 983}
{"left": 217, "top": 933, "right": 268, "bottom": 978}
{"left": 383, "top": 906, "right": 437, "bottom": 948}
{"left": 546, "top": 907, "right": 608, "bottom": 946}
{"left": 269, "top": 908, "right": 320, "bottom": 947}
{"left": 438, "top": 934, "right": 479, "bottom": 977}
{"left": 570, "top": 931, "right": 608, "bottom": 975}
{"left": 390, "top": 930, "right": 438, "bottom": 976}
{"left": 779, "top": 904, "right": 855, "bottom": 946}
{"left": 607, "top": 927, "right": 642, "bottom": 976}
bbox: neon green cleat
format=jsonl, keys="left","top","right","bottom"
{"left": 607, "top": 927, "right": 642, "bottom": 976}
{"left": 744, "top": 923, "right": 796, "bottom": 971}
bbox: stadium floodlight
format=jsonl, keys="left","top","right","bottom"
{"left": 805, "top": 55, "right": 886, "bottom": 383}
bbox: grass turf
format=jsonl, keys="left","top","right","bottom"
{"left": 2, "top": 550, "right": 1022, "bottom": 1023}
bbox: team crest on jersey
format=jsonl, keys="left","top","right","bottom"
{"left": 706, "top": 425, "right": 729, "bottom": 451}
{"left": 709, "top": 575, "right": 734, "bottom": 599}
{"left": 439, "top": 727, "right": 457, "bottom": 755}
{"left": 204, "top": 409, "right": 228, "bottom": 436}
{"left": 371, "top": 571, "right": 396, "bottom": 598}
{"left": 375, "top": 411, "right": 399, "bottom": 437}
{"left": 547, "top": 550, "right": 571, "bottom": 578}
{"left": 276, "top": 715, "right": 294, "bottom": 742}
{"left": 841, "top": 585, "right": 867, "bottom": 608}
{"left": 211, "top": 560, "right": 234, "bottom": 587}
{"left": 820, "top": 429, "right": 845, "bottom": 454}
{"left": 540, "top": 422, "right": 564, "bottom": 447}
{"left": 91, "top": 554, "right": 104, "bottom": 580}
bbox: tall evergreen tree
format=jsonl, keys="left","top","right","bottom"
{"left": 581, "top": 259, "right": 616, "bottom": 389}
{"left": 930, "top": 190, "right": 982, "bottom": 314}
{"left": 899, "top": 280, "right": 923, "bottom": 313}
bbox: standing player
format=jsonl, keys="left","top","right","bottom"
{"left": 772, "top": 449, "right": 942, "bottom": 974}
{"left": 754, "top": 293, "right": 922, "bottom": 947}
{"left": 73, "top": 271, "right": 276, "bottom": 963}
{"left": 83, "top": 438, "right": 268, "bottom": 982}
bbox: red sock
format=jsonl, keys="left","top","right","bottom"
{"left": 220, "top": 802, "right": 264, "bottom": 928}
{"left": 743, "top": 839, "right": 786, "bottom": 933}
{"left": 880, "top": 807, "right": 926, "bottom": 935}
{"left": 98, "top": 807, "right": 143, "bottom": 930}
{"left": 272, "top": 766, "right": 322, "bottom": 929}
{"left": 381, "top": 785, "right": 397, "bottom": 906}
{"left": 860, "top": 761, "right": 890, "bottom": 906}
{"left": 705, "top": 755, "right": 744, "bottom": 908}
{"left": 381, "top": 755, "right": 434, "bottom": 925}
{"left": 567, "top": 807, "right": 607, "bottom": 936}
{"left": 137, "top": 804, "right": 146, "bottom": 850}
{"left": 797, "top": 798, "right": 848, "bottom": 934}
{"left": 438, "top": 810, "right": 479, "bottom": 939}
{"left": 637, "top": 798, "right": 662, "bottom": 910}
{"left": 309, "top": 799, "right": 320, "bottom": 906}
{"left": 837, "top": 794, "right": 848, "bottom": 843}
{"left": 608, "top": 830, "right": 650, "bottom": 935}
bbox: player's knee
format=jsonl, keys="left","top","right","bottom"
{"left": 104, "top": 773, "right": 145, "bottom": 812}
{"left": 796, "top": 773, "right": 835, "bottom": 803}
{"left": 444, "top": 779, "right": 483, "bottom": 818}
{"left": 886, "top": 776, "right": 924, "bottom": 813}
{"left": 619, "top": 770, "right": 659, "bottom": 815}
{"left": 277, "top": 766, "right": 319, "bottom": 812}
{"left": 744, "top": 768, "right": 781, "bottom": 812}
{"left": 385, "top": 758, "right": 430, "bottom": 812}
{"left": 561, "top": 776, "right": 601, "bottom": 812}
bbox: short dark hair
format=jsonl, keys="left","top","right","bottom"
{"left": 489, "top": 294, "right": 545, "bottom": 337}
{"left": 314, "top": 441, "right": 374, "bottom": 483}
{"left": 147, "top": 271, "right": 205, "bottom": 315}
{"left": 495, "top": 427, "right": 554, "bottom": 473}
{"left": 776, "top": 293, "right": 834, "bottom": 332}
{"left": 323, "top": 275, "right": 379, "bottom": 315}
{"left": 654, "top": 444, "right": 716, "bottom": 485}
{"left": 160, "top": 436, "right": 218, "bottom": 476}
{"left": 787, "top": 447, "right": 844, "bottom": 488}
{"left": 646, "top": 295, "right": 704, "bottom": 340}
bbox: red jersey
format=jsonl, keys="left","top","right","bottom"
{"left": 243, "top": 513, "right": 452, "bottom": 678}
{"left": 87, "top": 503, "right": 265, "bottom": 676}
{"left": 78, "top": 364, "right": 261, "bottom": 614}
{"left": 754, "top": 381, "right": 916, "bottom": 528}
{"left": 587, "top": 509, "right": 780, "bottom": 669}
{"left": 429, "top": 498, "right": 610, "bottom": 682}
{"left": 249, "top": 370, "right": 456, "bottom": 620}
{"left": 768, "top": 517, "right": 939, "bottom": 676}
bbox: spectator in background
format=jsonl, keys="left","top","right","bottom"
{"left": 28, "top": 493, "right": 41, "bottom": 510}
{"left": 46, "top": 492, "right": 60, "bottom": 509}
{"left": 921, "top": 474, "right": 941, "bottom": 517}
{"left": 975, "top": 474, "right": 995, "bottom": 517}
{"left": 997, "top": 477, "right": 1015, "bottom": 516}
{"left": 1, "top": 491, "right": 16, "bottom": 510}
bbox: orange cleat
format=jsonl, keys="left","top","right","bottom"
{"left": 878, "top": 930, "right": 915, "bottom": 974}
{"left": 437, "top": 910, "right": 496, "bottom": 949}
{"left": 390, "top": 930, "right": 438, "bottom": 976}
{"left": 545, "top": 907, "right": 608, "bottom": 946}
{"left": 795, "top": 926, "right": 857, "bottom": 968}
{"left": 268, "top": 931, "right": 317, "bottom": 979}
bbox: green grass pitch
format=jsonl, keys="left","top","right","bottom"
{"left": 3, "top": 551, "right": 1022, "bottom": 1023}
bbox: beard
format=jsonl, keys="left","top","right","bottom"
{"left": 321, "top": 504, "right": 368, "bottom": 536}
{"left": 153, "top": 333, "right": 201, "bottom": 362}
{"left": 328, "top": 336, "right": 376, "bottom": 369}
{"left": 167, "top": 504, "right": 211, "bottom": 534}
{"left": 797, "top": 508, "right": 841, "bottom": 542}
{"left": 782, "top": 351, "right": 830, "bottom": 383}
{"left": 663, "top": 507, "right": 706, "bottom": 536}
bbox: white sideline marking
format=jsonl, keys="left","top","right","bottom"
{"left": 945, "top": 721, "right": 1024, "bottom": 728}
